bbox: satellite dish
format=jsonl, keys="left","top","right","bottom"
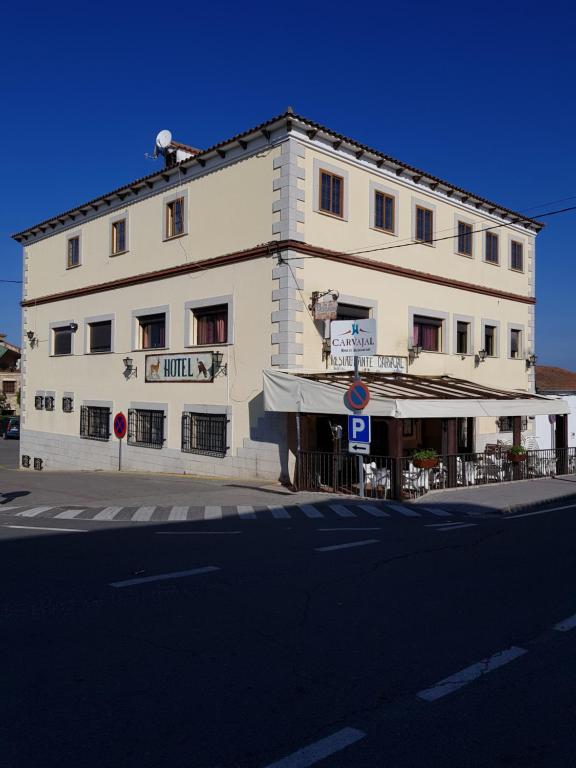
{"left": 155, "top": 130, "right": 172, "bottom": 151}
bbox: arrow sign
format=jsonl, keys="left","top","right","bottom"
{"left": 348, "top": 441, "right": 370, "bottom": 455}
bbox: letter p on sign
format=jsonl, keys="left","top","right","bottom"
{"left": 348, "top": 414, "right": 371, "bottom": 443}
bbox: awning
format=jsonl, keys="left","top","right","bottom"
{"left": 263, "top": 369, "right": 570, "bottom": 418}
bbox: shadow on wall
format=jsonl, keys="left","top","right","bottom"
{"left": 248, "top": 392, "right": 291, "bottom": 485}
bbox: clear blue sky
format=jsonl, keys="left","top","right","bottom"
{"left": 2, "top": 1, "right": 575, "bottom": 368}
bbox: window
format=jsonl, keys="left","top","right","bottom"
{"left": 374, "top": 191, "right": 395, "bottom": 233}
{"left": 336, "top": 304, "right": 370, "bottom": 321}
{"left": 128, "top": 409, "right": 165, "bottom": 449}
{"left": 499, "top": 416, "right": 528, "bottom": 432}
{"left": 89, "top": 321, "right": 112, "bottom": 353}
{"left": 111, "top": 219, "right": 127, "bottom": 255}
{"left": 413, "top": 315, "right": 442, "bottom": 352}
{"left": 44, "top": 396, "right": 55, "bottom": 411}
{"left": 415, "top": 206, "right": 433, "bottom": 244}
{"left": 511, "top": 240, "right": 523, "bottom": 271}
{"left": 182, "top": 412, "right": 228, "bottom": 457}
{"left": 319, "top": 170, "right": 343, "bottom": 217}
{"left": 67, "top": 236, "right": 80, "bottom": 268}
{"left": 35, "top": 395, "right": 44, "bottom": 410}
{"left": 485, "top": 232, "right": 499, "bottom": 264}
{"left": 194, "top": 305, "right": 228, "bottom": 345}
{"left": 457, "top": 221, "right": 473, "bottom": 256}
{"left": 80, "top": 406, "right": 110, "bottom": 441}
{"left": 139, "top": 314, "right": 165, "bottom": 349}
{"left": 62, "top": 396, "right": 74, "bottom": 413}
{"left": 484, "top": 325, "right": 497, "bottom": 356}
{"left": 456, "top": 321, "right": 470, "bottom": 354}
{"left": 166, "top": 197, "right": 184, "bottom": 238}
{"left": 2, "top": 381, "right": 16, "bottom": 394}
{"left": 510, "top": 328, "right": 522, "bottom": 359}
{"left": 53, "top": 326, "right": 72, "bottom": 356}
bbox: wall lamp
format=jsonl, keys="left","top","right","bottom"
{"left": 475, "top": 349, "right": 487, "bottom": 364}
{"left": 213, "top": 351, "right": 228, "bottom": 377}
{"left": 526, "top": 353, "right": 537, "bottom": 369}
{"left": 408, "top": 342, "right": 422, "bottom": 363}
{"left": 123, "top": 356, "right": 137, "bottom": 379}
{"left": 26, "top": 330, "right": 37, "bottom": 347}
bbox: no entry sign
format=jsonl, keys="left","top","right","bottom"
{"left": 345, "top": 381, "right": 371, "bottom": 411}
{"left": 113, "top": 412, "right": 127, "bottom": 440}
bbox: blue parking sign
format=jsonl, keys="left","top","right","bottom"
{"left": 348, "top": 414, "right": 371, "bottom": 443}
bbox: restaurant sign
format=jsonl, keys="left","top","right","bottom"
{"left": 330, "top": 354, "right": 407, "bottom": 374}
{"left": 330, "top": 319, "right": 377, "bottom": 358}
{"left": 145, "top": 352, "right": 215, "bottom": 383}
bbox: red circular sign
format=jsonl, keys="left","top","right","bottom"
{"left": 345, "top": 381, "right": 371, "bottom": 411}
{"left": 113, "top": 412, "right": 127, "bottom": 439}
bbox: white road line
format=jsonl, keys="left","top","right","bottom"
{"left": 4, "top": 524, "right": 85, "bottom": 533}
{"left": 418, "top": 505, "right": 453, "bottom": 517}
{"left": 508, "top": 503, "right": 576, "bottom": 519}
{"left": 268, "top": 506, "right": 291, "bottom": 519}
{"left": 263, "top": 727, "right": 366, "bottom": 768}
{"left": 109, "top": 566, "right": 220, "bottom": 588}
{"left": 15, "top": 506, "right": 53, "bottom": 518}
{"left": 0, "top": 506, "right": 20, "bottom": 512}
{"left": 155, "top": 531, "right": 242, "bottom": 536}
{"left": 168, "top": 506, "right": 189, "bottom": 521}
{"left": 554, "top": 613, "right": 576, "bottom": 632}
{"left": 132, "top": 506, "right": 156, "bottom": 521}
{"left": 318, "top": 527, "right": 382, "bottom": 532}
{"left": 237, "top": 505, "right": 257, "bottom": 519}
{"left": 426, "top": 522, "right": 465, "bottom": 528}
{"left": 329, "top": 504, "right": 357, "bottom": 518}
{"left": 54, "top": 509, "right": 86, "bottom": 519}
{"left": 435, "top": 523, "right": 477, "bottom": 532}
{"left": 315, "top": 539, "right": 379, "bottom": 553}
{"left": 204, "top": 506, "right": 222, "bottom": 520}
{"left": 385, "top": 503, "right": 421, "bottom": 517}
{"left": 93, "top": 506, "right": 123, "bottom": 520}
{"left": 358, "top": 504, "right": 390, "bottom": 517}
{"left": 300, "top": 504, "right": 324, "bottom": 518}
{"left": 417, "top": 646, "right": 527, "bottom": 702}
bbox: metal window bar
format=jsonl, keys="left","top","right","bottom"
{"left": 44, "top": 396, "right": 55, "bottom": 411}
{"left": 128, "top": 409, "right": 165, "bottom": 449}
{"left": 62, "top": 397, "right": 74, "bottom": 413}
{"left": 181, "top": 412, "right": 228, "bottom": 457}
{"left": 80, "top": 406, "right": 110, "bottom": 441}
{"left": 34, "top": 395, "right": 44, "bottom": 410}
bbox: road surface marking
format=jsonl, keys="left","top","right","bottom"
{"left": 508, "top": 503, "right": 576, "bottom": 519}
{"left": 110, "top": 566, "right": 220, "bottom": 588}
{"left": 16, "top": 506, "right": 53, "bottom": 518}
{"left": 263, "top": 726, "right": 366, "bottom": 768}
{"left": 132, "top": 506, "right": 156, "bottom": 521}
{"left": 315, "top": 539, "right": 379, "bottom": 552}
{"left": 168, "top": 506, "right": 189, "bottom": 521}
{"left": 434, "top": 523, "right": 477, "bottom": 532}
{"left": 300, "top": 505, "right": 324, "bottom": 518}
{"left": 426, "top": 522, "right": 465, "bottom": 527}
{"left": 418, "top": 505, "right": 453, "bottom": 517}
{"left": 385, "top": 503, "right": 421, "bottom": 517}
{"left": 93, "top": 507, "right": 123, "bottom": 520}
{"left": 318, "top": 527, "right": 382, "bottom": 532}
{"left": 204, "top": 506, "right": 222, "bottom": 520}
{"left": 268, "top": 506, "right": 291, "bottom": 519}
{"left": 237, "top": 505, "right": 257, "bottom": 519}
{"left": 329, "top": 504, "right": 357, "bottom": 518}
{"left": 416, "top": 646, "right": 527, "bottom": 702}
{"left": 54, "top": 509, "right": 86, "bottom": 519}
{"left": 4, "top": 525, "right": 86, "bottom": 533}
{"left": 358, "top": 504, "right": 390, "bottom": 517}
{"left": 554, "top": 613, "right": 576, "bottom": 632}
{"left": 0, "top": 506, "right": 20, "bottom": 512}
{"left": 155, "top": 531, "right": 242, "bottom": 536}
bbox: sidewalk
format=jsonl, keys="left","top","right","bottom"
{"left": 411, "top": 475, "right": 576, "bottom": 515}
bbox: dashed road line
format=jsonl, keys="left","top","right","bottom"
{"left": 268, "top": 506, "right": 291, "bottom": 519}
{"left": 16, "top": 506, "right": 53, "bottom": 518}
{"left": 155, "top": 531, "right": 242, "bottom": 536}
{"left": 54, "top": 509, "right": 86, "bottom": 519}
{"left": 3, "top": 524, "right": 86, "bottom": 533}
{"left": 416, "top": 646, "right": 527, "bottom": 702}
{"left": 358, "top": 504, "right": 390, "bottom": 517}
{"left": 109, "top": 566, "right": 220, "bottom": 588}
{"left": 132, "top": 506, "right": 156, "bottom": 522}
{"left": 93, "top": 507, "right": 123, "bottom": 520}
{"left": 300, "top": 505, "right": 324, "bottom": 519}
{"left": 315, "top": 539, "right": 379, "bottom": 553}
{"left": 329, "top": 504, "right": 357, "bottom": 518}
{"left": 168, "top": 506, "right": 189, "bottom": 521}
{"left": 262, "top": 726, "right": 366, "bottom": 768}
{"left": 434, "top": 523, "right": 477, "bottom": 532}
{"left": 238, "top": 505, "right": 258, "bottom": 519}
{"left": 318, "top": 527, "right": 382, "bottom": 532}
{"left": 418, "top": 505, "right": 453, "bottom": 517}
{"left": 385, "top": 503, "right": 421, "bottom": 517}
{"left": 554, "top": 613, "right": 576, "bottom": 632}
{"left": 204, "top": 506, "right": 222, "bottom": 520}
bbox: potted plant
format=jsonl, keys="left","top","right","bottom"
{"left": 507, "top": 445, "right": 528, "bottom": 463}
{"left": 412, "top": 449, "right": 439, "bottom": 469}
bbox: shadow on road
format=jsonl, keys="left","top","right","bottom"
{"left": 1, "top": 490, "right": 30, "bottom": 505}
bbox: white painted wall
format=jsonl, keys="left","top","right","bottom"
{"left": 534, "top": 395, "right": 576, "bottom": 449}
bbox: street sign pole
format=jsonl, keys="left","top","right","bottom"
{"left": 113, "top": 412, "right": 127, "bottom": 473}
{"left": 354, "top": 355, "right": 365, "bottom": 499}
{"left": 118, "top": 436, "right": 122, "bottom": 472}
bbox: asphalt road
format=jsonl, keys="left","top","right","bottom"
{"left": 2, "top": 490, "right": 576, "bottom": 767}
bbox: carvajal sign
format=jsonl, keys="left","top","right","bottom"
{"left": 145, "top": 352, "right": 215, "bottom": 382}
{"left": 330, "top": 319, "right": 377, "bottom": 358}
{"left": 330, "top": 354, "right": 407, "bottom": 373}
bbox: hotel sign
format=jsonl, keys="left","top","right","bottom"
{"left": 330, "top": 319, "right": 377, "bottom": 358}
{"left": 145, "top": 352, "right": 215, "bottom": 383}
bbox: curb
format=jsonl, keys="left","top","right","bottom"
{"left": 500, "top": 492, "right": 576, "bottom": 516}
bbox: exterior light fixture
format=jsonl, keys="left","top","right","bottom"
{"left": 526, "top": 352, "right": 537, "bottom": 369}
{"left": 26, "top": 330, "right": 37, "bottom": 347}
{"left": 213, "top": 351, "right": 228, "bottom": 377}
{"left": 69, "top": 322, "right": 79, "bottom": 332}
{"left": 408, "top": 342, "right": 422, "bottom": 363}
{"left": 123, "top": 356, "right": 137, "bottom": 379}
{"left": 475, "top": 349, "right": 487, "bottom": 364}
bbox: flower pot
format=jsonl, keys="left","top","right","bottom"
{"left": 507, "top": 453, "right": 527, "bottom": 463}
{"left": 413, "top": 458, "right": 438, "bottom": 469}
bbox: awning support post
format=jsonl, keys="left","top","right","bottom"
{"left": 446, "top": 419, "right": 458, "bottom": 487}
{"left": 388, "top": 418, "right": 403, "bottom": 500}
{"left": 556, "top": 413, "right": 568, "bottom": 474}
{"left": 512, "top": 416, "right": 522, "bottom": 447}
{"left": 295, "top": 412, "right": 302, "bottom": 491}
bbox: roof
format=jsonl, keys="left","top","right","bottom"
{"left": 12, "top": 109, "right": 543, "bottom": 242}
{"left": 536, "top": 365, "right": 576, "bottom": 393}
{"left": 263, "top": 369, "right": 569, "bottom": 419}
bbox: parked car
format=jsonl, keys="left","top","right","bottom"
{"left": 0, "top": 415, "right": 12, "bottom": 437}
{"left": 3, "top": 418, "right": 20, "bottom": 440}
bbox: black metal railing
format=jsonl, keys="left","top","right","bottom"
{"left": 80, "top": 405, "right": 110, "bottom": 441}
{"left": 181, "top": 412, "right": 228, "bottom": 457}
{"left": 297, "top": 448, "right": 576, "bottom": 498}
{"left": 127, "top": 409, "right": 165, "bottom": 449}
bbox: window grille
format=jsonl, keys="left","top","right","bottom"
{"left": 80, "top": 405, "right": 110, "bottom": 441}
{"left": 181, "top": 412, "right": 228, "bottom": 457}
{"left": 44, "top": 396, "right": 55, "bottom": 411}
{"left": 22, "top": 455, "right": 30, "bottom": 468}
{"left": 35, "top": 395, "right": 44, "bottom": 410}
{"left": 62, "top": 396, "right": 74, "bottom": 413}
{"left": 128, "top": 409, "right": 165, "bottom": 449}
{"left": 499, "top": 416, "right": 528, "bottom": 432}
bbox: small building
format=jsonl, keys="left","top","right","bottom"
{"left": 0, "top": 335, "right": 21, "bottom": 416}
{"left": 534, "top": 366, "right": 576, "bottom": 449}
{"left": 12, "top": 110, "right": 569, "bottom": 491}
